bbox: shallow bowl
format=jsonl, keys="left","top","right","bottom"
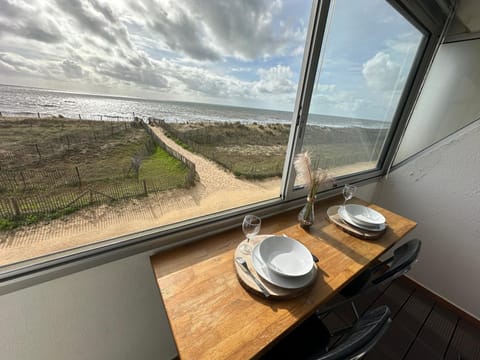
{"left": 258, "top": 236, "right": 313, "bottom": 278}
{"left": 344, "top": 204, "right": 386, "bottom": 226}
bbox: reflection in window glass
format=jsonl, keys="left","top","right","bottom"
{"left": 0, "top": 0, "right": 310, "bottom": 265}
{"left": 300, "top": 0, "right": 423, "bottom": 179}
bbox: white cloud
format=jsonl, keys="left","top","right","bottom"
{"left": 0, "top": 52, "right": 42, "bottom": 76}
{"left": 362, "top": 52, "right": 401, "bottom": 91}
{"left": 61, "top": 59, "right": 85, "bottom": 79}
{"left": 255, "top": 65, "right": 296, "bottom": 94}
{"left": 0, "top": 0, "right": 308, "bottom": 109}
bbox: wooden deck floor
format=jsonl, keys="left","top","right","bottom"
{"left": 322, "top": 278, "right": 480, "bottom": 360}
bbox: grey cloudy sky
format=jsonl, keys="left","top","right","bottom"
{"left": 0, "top": 0, "right": 422, "bottom": 118}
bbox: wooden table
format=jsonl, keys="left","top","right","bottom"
{"left": 150, "top": 198, "right": 416, "bottom": 359}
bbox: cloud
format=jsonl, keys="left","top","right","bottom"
{"left": 55, "top": 0, "right": 132, "bottom": 48}
{"left": 148, "top": 8, "right": 221, "bottom": 61}
{"left": 0, "top": 0, "right": 309, "bottom": 110}
{"left": 362, "top": 52, "right": 401, "bottom": 91}
{"left": 0, "top": 1, "right": 63, "bottom": 43}
{"left": 255, "top": 65, "right": 296, "bottom": 94}
{"left": 131, "top": 0, "right": 305, "bottom": 61}
{"left": 0, "top": 52, "right": 41, "bottom": 76}
{"left": 93, "top": 54, "right": 169, "bottom": 89}
{"left": 61, "top": 59, "right": 85, "bottom": 79}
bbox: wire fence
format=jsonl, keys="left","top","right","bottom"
{"left": 0, "top": 113, "right": 198, "bottom": 221}
{"left": 0, "top": 110, "right": 148, "bottom": 122}
{"left": 0, "top": 118, "right": 145, "bottom": 169}
{"left": 0, "top": 178, "right": 185, "bottom": 220}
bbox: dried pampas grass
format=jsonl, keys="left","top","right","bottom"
{"left": 294, "top": 151, "right": 332, "bottom": 199}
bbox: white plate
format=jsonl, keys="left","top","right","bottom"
{"left": 344, "top": 204, "right": 386, "bottom": 226}
{"left": 251, "top": 243, "right": 316, "bottom": 289}
{"left": 258, "top": 235, "right": 313, "bottom": 278}
{"left": 338, "top": 206, "right": 386, "bottom": 232}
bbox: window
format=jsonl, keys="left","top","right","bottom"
{"left": 299, "top": 0, "right": 423, "bottom": 179}
{"left": 0, "top": 0, "right": 452, "bottom": 275}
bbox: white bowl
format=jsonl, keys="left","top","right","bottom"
{"left": 258, "top": 236, "right": 313, "bottom": 278}
{"left": 344, "top": 204, "right": 386, "bottom": 226}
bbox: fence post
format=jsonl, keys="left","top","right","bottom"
{"left": 75, "top": 166, "right": 82, "bottom": 188}
{"left": 20, "top": 171, "right": 26, "bottom": 190}
{"left": 10, "top": 198, "right": 20, "bottom": 217}
{"left": 35, "top": 144, "right": 41, "bottom": 160}
{"left": 143, "top": 179, "right": 147, "bottom": 196}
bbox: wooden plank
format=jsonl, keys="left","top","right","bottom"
{"left": 404, "top": 302, "right": 458, "bottom": 360}
{"left": 150, "top": 198, "right": 417, "bottom": 360}
{"left": 364, "top": 288, "right": 435, "bottom": 360}
{"left": 330, "top": 265, "right": 416, "bottom": 327}
{"left": 444, "top": 318, "right": 480, "bottom": 360}
{"left": 370, "top": 279, "right": 416, "bottom": 316}
{"left": 363, "top": 281, "right": 415, "bottom": 360}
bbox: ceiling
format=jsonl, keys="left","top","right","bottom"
{"left": 452, "top": 0, "right": 480, "bottom": 33}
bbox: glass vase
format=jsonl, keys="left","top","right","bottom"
{"left": 298, "top": 196, "right": 315, "bottom": 229}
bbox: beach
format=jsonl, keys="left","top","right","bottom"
{"left": 0, "top": 116, "right": 381, "bottom": 266}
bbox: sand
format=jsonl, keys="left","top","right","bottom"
{"left": 0, "top": 126, "right": 281, "bottom": 266}
{"left": 0, "top": 123, "right": 378, "bottom": 267}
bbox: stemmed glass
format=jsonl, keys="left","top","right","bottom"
{"left": 240, "top": 214, "right": 261, "bottom": 254}
{"left": 342, "top": 184, "right": 357, "bottom": 208}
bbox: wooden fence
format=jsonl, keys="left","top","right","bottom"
{"left": 0, "top": 116, "right": 198, "bottom": 220}
{"left": 0, "top": 168, "right": 81, "bottom": 192}
{"left": 0, "top": 111, "right": 142, "bottom": 122}
{"left": 0, "top": 177, "right": 187, "bottom": 220}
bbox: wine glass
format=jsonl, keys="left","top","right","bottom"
{"left": 342, "top": 184, "right": 357, "bottom": 208}
{"left": 240, "top": 215, "right": 261, "bottom": 254}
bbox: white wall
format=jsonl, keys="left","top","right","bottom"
{"left": 372, "top": 120, "right": 480, "bottom": 319}
{"left": 0, "top": 254, "right": 178, "bottom": 360}
{"left": 396, "top": 38, "right": 480, "bottom": 163}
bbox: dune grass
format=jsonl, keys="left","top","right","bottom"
{"left": 161, "top": 121, "right": 387, "bottom": 179}
{"left": 0, "top": 117, "right": 189, "bottom": 228}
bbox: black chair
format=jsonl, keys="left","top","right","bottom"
{"left": 319, "top": 238, "right": 422, "bottom": 320}
{"left": 261, "top": 305, "right": 391, "bottom": 360}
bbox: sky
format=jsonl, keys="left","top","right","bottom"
{"left": 0, "top": 0, "right": 422, "bottom": 119}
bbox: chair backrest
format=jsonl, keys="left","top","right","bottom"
{"left": 372, "top": 239, "right": 422, "bottom": 285}
{"left": 314, "top": 305, "right": 391, "bottom": 360}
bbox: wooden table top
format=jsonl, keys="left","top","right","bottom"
{"left": 150, "top": 198, "right": 416, "bottom": 360}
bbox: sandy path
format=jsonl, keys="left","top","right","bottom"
{"left": 0, "top": 126, "right": 281, "bottom": 266}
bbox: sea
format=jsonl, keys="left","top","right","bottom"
{"left": 0, "top": 84, "right": 386, "bottom": 129}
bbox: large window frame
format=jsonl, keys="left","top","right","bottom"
{"left": 0, "top": 0, "right": 454, "bottom": 285}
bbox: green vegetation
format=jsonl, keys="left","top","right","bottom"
{"left": 163, "top": 121, "right": 290, "bottom": 179}
{"left": 0, "top": 117, "right": 189, "bottom": 228}
{"left": 160, "top": 121, "right": 387, "bottom": 179}
{"left": 140, "top": 146, "right": 189, "bottom": 188}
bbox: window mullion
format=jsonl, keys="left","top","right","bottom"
{"left": 282, "top": 0, "right": 333, "bottom": 201}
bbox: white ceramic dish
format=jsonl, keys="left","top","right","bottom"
{"left": 258, "top": 235, "right": 313, "bottom": 278}
{"left": 344, "top": 204, "right": 386, "bottom": 226}
{"left": 338, "top": 206, "right": 386, "bottom": 231}
{"left": 251, "top": 244, "right": 316, "bottom": 289}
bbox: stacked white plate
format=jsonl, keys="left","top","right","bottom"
{"left": 251, "top": 235, "right": 316, "bottom": 289}
{"left": 338, "top": 204, "right": 386, "bottom": 231}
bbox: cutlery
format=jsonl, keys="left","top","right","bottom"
{"left": 235, "top": 257, "right": 270, "bottom": 298}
